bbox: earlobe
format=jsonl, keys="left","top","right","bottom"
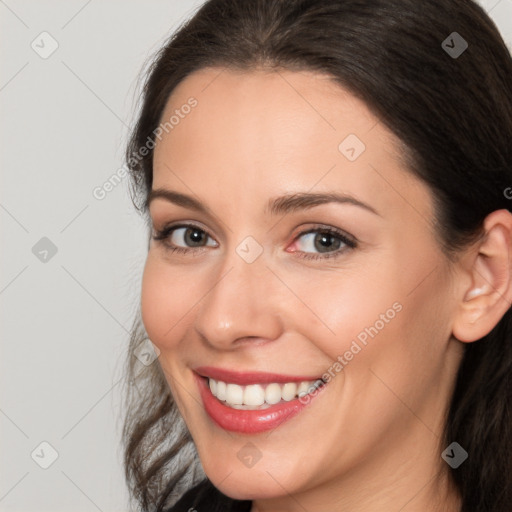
{"left": 452, "top": 209, "right": 512, "bottom": 343}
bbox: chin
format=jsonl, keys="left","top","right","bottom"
{"left": 200, "top": 455, "right": 309, "bottom": 501}
{"left": 213, "top": 474, "right": 293, "bottom": 501}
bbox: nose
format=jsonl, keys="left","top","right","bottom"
{"left": 193, "top": 246, "right": 284, "bottom": 350}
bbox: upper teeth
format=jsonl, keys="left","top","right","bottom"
{"left": 208, "top": 378, "right": 324, "bottom": 409}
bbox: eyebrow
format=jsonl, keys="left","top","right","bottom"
{"left": 147, "top": 188, "right": 380, "bottom": 217}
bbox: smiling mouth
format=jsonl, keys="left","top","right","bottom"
{"left": 193, "top": 367, "right": 328, "bottom": 433}
{"left": 207, "top": 376, "right": 325, "bottom": 410}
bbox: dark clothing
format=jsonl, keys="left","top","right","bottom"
{"left": 165, "top": 478, "right": 252, "bottom": 512}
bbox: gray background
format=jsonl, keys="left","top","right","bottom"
{"left": 1, "top": 1, "right": 511, "bottom": 511}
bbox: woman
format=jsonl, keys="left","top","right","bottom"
{"left": 121, "top": 0, "right": 512, "bottom": 511}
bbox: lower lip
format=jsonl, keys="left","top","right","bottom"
{"left": 194, "top": 373, "right": 325, "bottom": 434}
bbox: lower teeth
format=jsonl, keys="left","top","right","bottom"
{"left": 229, "top": 403, "right": 274, "bottom": 410}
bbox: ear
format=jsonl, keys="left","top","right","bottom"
{"left": 452, "top": 209, "right": 512, "bottom": 343}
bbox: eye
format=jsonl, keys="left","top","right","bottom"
{"left": 152, "top": 222, "right": 357, "bottom": 260}
{"left": 290, "top": 226, "right": 357, "bottom": 260}
{"left": 152, "top": 223, "right": 217, "bottom": 254}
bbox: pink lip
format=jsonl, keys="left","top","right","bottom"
{"left": 194, "top": 365, "right": 323, "bottom": 385}
{"left": 193, "top": 369, "right": 326, "bottom": 434}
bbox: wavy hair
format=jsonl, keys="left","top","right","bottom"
{"left": 120, "top": 1, "right": 512, "bottom": 510}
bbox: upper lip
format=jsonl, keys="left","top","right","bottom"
{"left": 194, "top": 366, "right": 324, "bottom": 385}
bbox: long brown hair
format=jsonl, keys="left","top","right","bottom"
{"left": 121, "top": 1, "right": 512, "bottom": 510}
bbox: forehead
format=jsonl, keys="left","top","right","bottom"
{"left": 151, "top": 67, "right": 432, "bottom": 223}
{"left": 156, "top": 67, "right": 381, "bottom": 155}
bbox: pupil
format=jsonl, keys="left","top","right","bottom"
{"left": 186, "top": 228, "right": 204, "bottom": 246}
{"left": 315, "top": 232, "right": 339, "bottom": 253}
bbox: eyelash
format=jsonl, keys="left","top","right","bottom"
{"left": 151, "top": 223, "right": 357, "bottom": 261}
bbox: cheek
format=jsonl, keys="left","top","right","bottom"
{"left": 289, "top": 252, "right": 448, "bottom": 386}
{"left": 286, "top": 268, "right": 404, "bottom": 364}
{"left": 140, "top": 254, "right": 194, "bottom": 349}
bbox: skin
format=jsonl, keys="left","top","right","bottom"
{"left": 141, "top": 67, "right": 512, "bottom": 511}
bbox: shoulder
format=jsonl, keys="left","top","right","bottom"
{"left": 164, "top": 478, "right": 252, "bottom": 512}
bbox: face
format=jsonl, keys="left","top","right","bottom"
{"left": 141, "top": 67, "right": 464, "bottom": 503}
